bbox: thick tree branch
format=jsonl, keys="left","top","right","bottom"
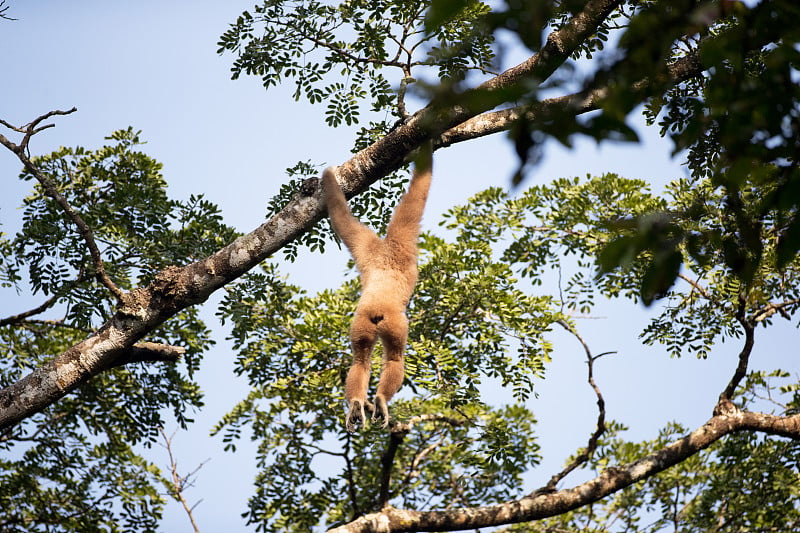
{"left": 328, "top": 410, "right": 800, "bottom": 533}
{"left": 439, "top": 46, "right": 703, "bottom": 148}
{"left": 0, "top": 109, "right": 125, "bottom": 302}
{"left": 114, "top": 342, "right": 186, "bottom": 368}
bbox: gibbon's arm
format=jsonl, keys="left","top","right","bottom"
{"left": 386, "top": 142, "right": 433, "bottom": 244}
{"left": 322, "top": 167, "right": 377, "bottom": 253}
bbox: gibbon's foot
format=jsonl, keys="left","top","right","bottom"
{"left": 346, "top": 400, "right": 367, "bottom": 432}
{"left": 371, "top": 396, "right": 390, "bottom": 428}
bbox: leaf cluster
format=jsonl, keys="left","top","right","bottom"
{"left": 217, "top": 0, "right": 495, "bottom": 125}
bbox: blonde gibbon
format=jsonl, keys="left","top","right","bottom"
{"left": 322, "top": 143, "right": 432, "bottom": 431}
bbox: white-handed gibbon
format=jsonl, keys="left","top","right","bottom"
{"left": 322, "top": 143, "right": 432, "bottom": 431}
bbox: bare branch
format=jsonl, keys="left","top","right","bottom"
{"left": 159, "top": 428, "right": 205, "bottom": 533}
{"left": 378, "top": 425, "right": 410, "bottom": 509}
{"left": 0, "top": 295, "right": 59, "bottom": 326}
{"left": 0, "top": 109, "right": 125, "bottom": 302}
{"left": 537, "top": 320, "right": 611, "bottom": 493}
{"left": 0, "top": 1, "right": 16, "bottom": 22}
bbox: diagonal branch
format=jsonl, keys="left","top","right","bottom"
{"left": 718, "top": 295, "right": 755, "bottom": 403}
{"left": 0, "top": 295, "right": 59, "bottom": 327}
{"left": 0, "top": 109, "right": 125, "bottom": 302}
{"left": 439, "top": 46, "right": 703, "bottom": 148}
{"left": 328, "top": 410, "right": 800, "bottom": 532}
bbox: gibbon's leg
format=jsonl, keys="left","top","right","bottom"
{"left": 373, "top": 312, "right": 409, "bottom": 428}
{"left": 345, "top": 311, "right": 378, "bottom": 432}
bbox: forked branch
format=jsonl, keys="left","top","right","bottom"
{"left": 0, "top": 109, "right": 125, "bottom": 302}
{"left": 536, "top": 320, "right": 611, "bottom": 493}
{"left": 159, "top": 428, "right": 205, "bottom": 533}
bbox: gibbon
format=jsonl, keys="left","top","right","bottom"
{"left": 322, "top": 144, "right": 432, "bottom": 431}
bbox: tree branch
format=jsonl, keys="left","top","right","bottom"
{"left": 718, "top": 296, "right": 755, "bottom": 404}
{"left": 0, "top": 109, "right": 125, "bottom": 302}
{"left": 377, "top": 414, "right": 464, "bottom": 509}
{"left": 0, "top": 295, "right": 59, "bottom": 326}
{"left": 439, "top": 46, "right": 703, "bottom": 148}
{"left": 378, "top": 425, "right": 410, "bottom": 510}
{"left": 159, "top": 427, "right": 205, "bottom": 533}
{"left": 538, "top": 320, "right": 611, "bottom": 493}
{"left": 113, "top": 342, "right": 186, "bottom": 368}
{"left": 327, "top": 410, "right": 800, "bottom": 533}
{"left": 0, "top": 0, "right": 16, "bottom": 21}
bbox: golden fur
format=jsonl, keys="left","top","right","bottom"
{"left": 322, "top": 145, "right": 432, "bottom": 431}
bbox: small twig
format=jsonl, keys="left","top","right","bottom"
{"left": 159, "top": 427, "right": 205, "bottom": 533}
{"left": 536, "top": 320, "right": 611, "bottom": 493}
{"left": 0, "top": 109, "right": 125, "bottom": 302}
{"left": 0, "top": 295, "right": 59, "bottom": 326}
{"left": 0, "top": 1, "right": 16, "bottom": 21}
{"left": 677, "top": 273, "right": 713, "bottom": 301}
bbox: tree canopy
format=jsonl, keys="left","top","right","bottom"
{"left": 1, "top": 1, "right": 799, "bottom": 531}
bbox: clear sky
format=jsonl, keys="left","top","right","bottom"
{"left": 0, "top": 2, "right": 795, "bottom": 532}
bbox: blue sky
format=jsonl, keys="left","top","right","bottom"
{"left": 1, "top": 2, "right": 795, "bottom": 531}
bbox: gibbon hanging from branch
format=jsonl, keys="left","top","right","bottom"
{"left": 322, "top": 143, "right": 433, "bottom": 431}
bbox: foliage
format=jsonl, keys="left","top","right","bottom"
{"left": 601, "top": 0, "right": 800, "bottom": 296}
{"left": 217, "top": 0, "right": 495, "bottom": 259}
{"left": 0, "top": 129, "right": 237, "bottom": 531}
